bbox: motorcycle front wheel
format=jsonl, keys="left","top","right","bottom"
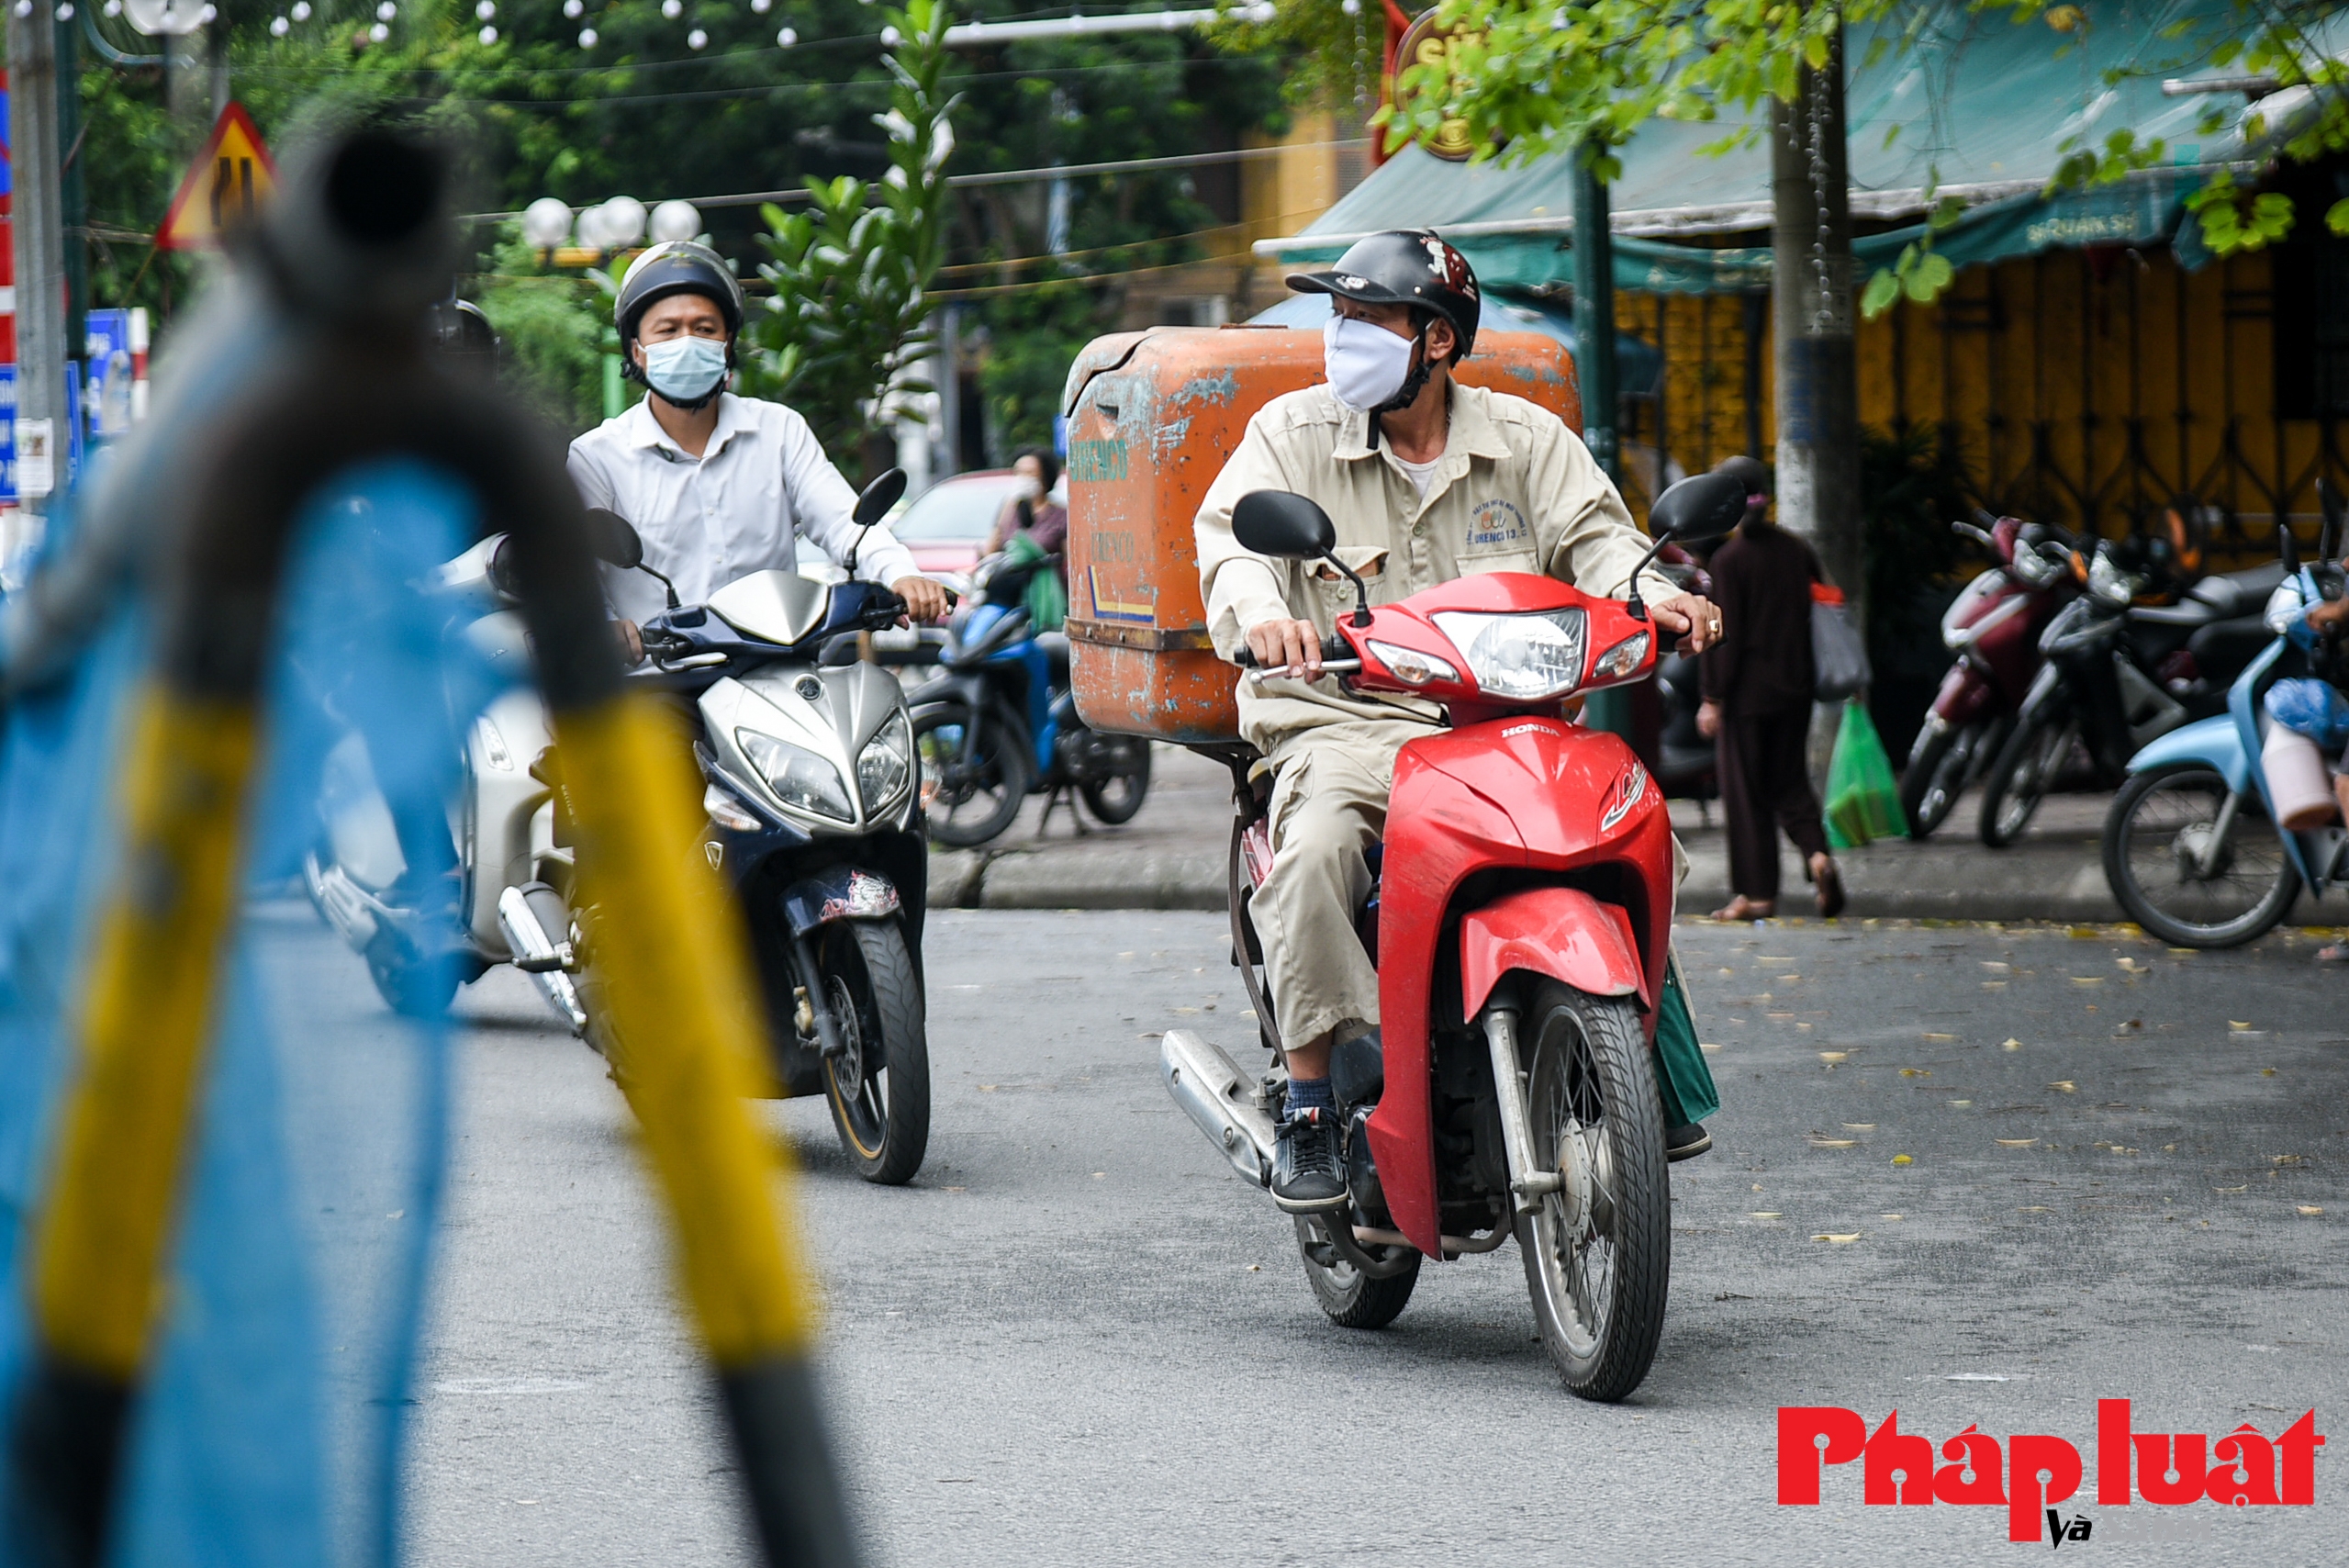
{"left": 1976, "top": 711, "right": 2075, "bottom": 847}
{"left": 2103, "top": 764, "right": 2299, "bottom": 947}
{"left": 817, "top": 920, "right": 932, "bottom": 1184}
{"left": 913, "top": 705, "right": 1032, "bottom": 847}
{"left": 1079, "top": 735, "right": 1152, "bottom": 824}
{"left": 1902, "top": 716, "right": 1993, "bottom": 838}
{"left": 1516, "top": 981, "right": 1671, "bottom": 1403}
{"left": 1292, "top": 1215, "right": 1420, "bottom": 1329}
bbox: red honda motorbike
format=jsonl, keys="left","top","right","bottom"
{"left": 1161, "top": 473, "right": 1745, "bottom": 1401}
{"left": 1900, "top": 513, "right": 2078, "bottom": 836}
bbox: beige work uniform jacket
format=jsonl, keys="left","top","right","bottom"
{"left": 1194, "top": 380, "right": 1677, "bottom": 757}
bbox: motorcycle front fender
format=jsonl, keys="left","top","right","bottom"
{"left": 1458, "top": 887, "right": 1643, "bottom": 1019}
{"left": 2127, "top": 714, "right": 2252, "bottom": 793}
{"left": 780, "top": 865, "right": 903, "bottom": 937}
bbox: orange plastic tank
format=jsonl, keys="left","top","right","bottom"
{"left": 1061, "top": 324, "right": 1583, "bottom": 743}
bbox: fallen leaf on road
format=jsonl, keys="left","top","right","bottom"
{"left": 1900, "top": 1068, "right": 1930, "bottom": 1078}
{"left": 1808, "top": 1137, "right": 1859, "bottom": 1148}
{"left": 1949, "top": 1099, "right": 1974, "bottom": 1107}
{"left": 2117, "top": 957, "right": 2147, "bottom": 973}
{"left": 2003, "top": 1038, "right": 2023, "bottom": 1051}
{"left": 1981, "top": 961, "right": 2010, "bottom": 971}
{"left": 1247, "top": 1264, "right": 1261, "bottom": 1271}
{"left": 979, "top": 1084, "right": 999, "bottom": 1092}
{"left": 2230, "top": 1020, "right": 2254, "bottom": 1030}
{"left": 2073, "top": 977, "right": 2104, "bottom": 986}
{"left": 2018, "top": 1205, "right": 2050, "bottom": 1212}
{"left": 2215, "top": 1185, "right": 2248, "bottom": 1193}
{"left": 1717, "top": 968, "right": 1736, "bottom": 978}
{"left": 1768, "top": 1012, "right": 1796, "bottom": 1020}
{"left": 1997, "top": 1138, "right": 2038, "bottom": 1148}
{"left": 1700, "top": 1041, "right": 1725, "bottom": 1052}
{"left": 1892, "top": 1154, "right": 1914, "bottom": 1166}
{"left": 1881, "top": 1213, "right": 1905, "bottom": 1220}
{"left": 1983, "top": 980, "right": 2008, "bottom": 990}
{"left": 1749, "top": 1211, "right": 1783, "bottom": 1219}
{"left": 1924, "top": 1032, "right": 1955, "bottom": 1041}
{"left": 2273, "top": 1154, "right": 2305, "bottom": 1166}
{"left": 2299, "top": 1206, "right": 2324, "bottom": 1216}
{"left": 1812, "top": 1233, "right": 1862, "bottom": 1244}
{"left": 2263, "top": 1068, "right": 2278, "bottom": 1077}
{"left": 1818, "top": 1050, "right": 1848, "bottom": 1063}
{"left": 1172, "top": 1006, "right": 1200, "bottom": 1014}
{"left": 2050, "top": 1081, "right": 2077, "bottom": 1093}
{"left": 1842, "top": 1122, "right": 1875, "bottom": 1130}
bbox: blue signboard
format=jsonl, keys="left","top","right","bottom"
{"left": 85, "top": 308, "right": 135, "bottom": 441}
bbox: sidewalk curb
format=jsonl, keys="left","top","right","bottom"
{"left": 930, "top": 850, "right": 2124, "bottom": 923}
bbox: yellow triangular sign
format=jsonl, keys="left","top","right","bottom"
{"left": 158, "top": 103, "right": 277, "bottom": 252}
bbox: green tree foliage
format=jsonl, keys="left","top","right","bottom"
{"left": 743, "top": 0, "right": 955, "bottom": 481}
{"left": 472, "top": 232, "right": 626, "bottom": 434}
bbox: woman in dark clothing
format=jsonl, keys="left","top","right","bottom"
{"left": 984, "top": 445, "right": 1068, "bottom": 555}
{"left": 1695, "top": 456, "right": 1846, "bottom": 919}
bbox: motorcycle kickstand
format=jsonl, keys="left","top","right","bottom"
{"left": 1035, "top": 781, "right": 1089, "bottom": 839}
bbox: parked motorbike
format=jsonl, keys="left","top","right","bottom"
{"left": 1160, "top": 472, "right": 1745, "bottom": 1401}
{"left": 2102, "top": 517, "right": 2344, "bottom": 946}
{"left": 1900, "top": 513, "right": 2078, "bottom": 837}
{"left": 909, "top": 544, "right": 1151, "bottom": 847}
{"left": 1974, "top": 527, "right": 2281, "bottom": 846}
{"left": 509, "top": 473, "right": 938, "bottom": 1182}
{"left": 303, "top": 534, "right": 583, "bottom": 1020}
{"left": 1650, "top": 543, "right": 1717, "bottom": 802}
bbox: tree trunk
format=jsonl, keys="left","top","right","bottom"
{"left": 1770, "top": 30, "right": 1864, "bottom": 629}
{"left": 1570, "top": 148, "right": 1619, "bottom": 483}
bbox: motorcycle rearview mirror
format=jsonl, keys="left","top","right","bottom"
{"left": 844, "top": 466, "right": 910, "bottom": 577}
{"left": 1232, "top": 489, "right": 1366, "bottom": 627}
{"left": 584, "top": 507, "right": 679, "bottom": 609}
{"left": 1623, "top": 470, "right": 1746, "bottom": 621}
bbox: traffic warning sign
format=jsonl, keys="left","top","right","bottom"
{"left": 158, "top": 104, "right": 276, "bottom": 252}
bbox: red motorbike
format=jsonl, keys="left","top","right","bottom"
{"left": 1900, "top": 513, "right": 2079, "bottom": 836}
{"left": 1161, "top": 473, "right": 1745, "bottom": 1401}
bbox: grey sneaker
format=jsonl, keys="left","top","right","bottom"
{"left": 1271, "top": 1108, "right": 1348, "bottom": 1212}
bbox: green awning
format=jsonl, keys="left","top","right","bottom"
{"left": 1258, "top": 1, "right": 2263, "bottom": 295}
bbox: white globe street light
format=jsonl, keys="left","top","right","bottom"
{"left": 521, "top": 198, "right": 574, "bottom": 251}
{"left": 649, "top": 200, "right": 703, "bottom": 244}
{"left": 598, "top": 196, "right": 648, "bottom": 249}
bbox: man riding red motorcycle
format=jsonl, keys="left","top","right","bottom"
{"left": 1193, "top": 231, "right": 1725, "bottom": 1212}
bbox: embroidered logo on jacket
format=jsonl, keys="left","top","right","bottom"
{"left": 1466, "top": 498, "right": 1530, "bottom": 549}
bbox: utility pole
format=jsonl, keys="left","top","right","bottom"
{"left": 1569, "top": 149, "right": 1618, "bottom": 483}
{"left": 59, "top": 9, "right": 85, "bottom": 372}
{"left": 9, "top": 2, "right": 69, "bottom": 517}
{"left": 1769, "top": 28, "right": 1863, "bottom": 626}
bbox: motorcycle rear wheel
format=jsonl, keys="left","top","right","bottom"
{"left": 2103, "top": 764, "right": 2299, "bottom": 947}
{"left": 1902, "top": 717, "right": 1991, "bottom": 838}
{"left": 1293, "top": 1215, "right": 1419, "bottom": 1329}
{"left": 1079, "top": 737, "right": 1152, "bottom": 824}
{"left": 1516, "top": 981, "right": 1671, "bottom": 1403}
{"left": 913, "top": 706, "right": 1032, "bottom": 847}
{"left": 818, "top": 920, "right": 932, "bottom": 1185}
{"left": 1976, "top": 712, "right": 2075, "bottom": 848}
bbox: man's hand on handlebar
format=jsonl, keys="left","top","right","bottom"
{"left": 892, "top": 574, "right": 952, "bottom": 625}
{"left": 1244, "top": 617, "right": 1327, "bottom": 680}
{"left": 1650, "top": 591, "right": 1724, "bottom": 654}
{"left": 614, "top": 618, "right": 644, "bottom": 666}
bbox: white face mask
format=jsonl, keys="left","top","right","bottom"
{"left": 641, "top": 334, "right": 729, "bottom": 404}
{"left": 1323, "top": 312, "right": 1417, "bottom": 411}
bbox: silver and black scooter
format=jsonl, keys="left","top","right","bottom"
{"left": 520, "top": 472, "right": 934, "bottom": 1183}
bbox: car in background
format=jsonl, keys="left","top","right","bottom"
{"left": 889, "top": 469, "right": 1036, "bottom": 579}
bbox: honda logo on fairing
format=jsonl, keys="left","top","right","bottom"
{"left": 1599, "top": 763, "right": 1649, "bottom": 833}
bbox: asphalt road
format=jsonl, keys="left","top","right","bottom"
{"left": 408, "top": 913, "right": 2349, "bottom": 1566}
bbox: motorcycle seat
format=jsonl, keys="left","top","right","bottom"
{"left": 1037, "top": 629, "right": 1071, "bottom": 684}
{"left": 2185, "top": 562, "right": 2287, "bottom": 619}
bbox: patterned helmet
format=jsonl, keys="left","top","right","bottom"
{"left": 1286, "top": 230, "right": 1482, "bottom": 360}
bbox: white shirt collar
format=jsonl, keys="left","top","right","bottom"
{"left": 623, "top": 390, "right": 749, "bottom": 462}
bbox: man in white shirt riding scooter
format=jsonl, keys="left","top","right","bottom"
{"left": 566, "top": 241, "right": 950, "bottom": 657}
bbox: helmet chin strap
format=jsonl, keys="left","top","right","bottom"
{"left": 1367, "top": 322, "right": 1435, "bottom": 449}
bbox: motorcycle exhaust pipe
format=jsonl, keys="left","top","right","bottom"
{"left": 498, "top": 882, "right": 588, "bottom": 1036}
{"left": 1160, "top": 1029, "right": 1278, "bottom": 1188}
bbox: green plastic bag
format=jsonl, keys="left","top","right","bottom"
{"left": 1002, "top": 532, "right": 1068, "bottom": 632}
{"left": 1823, "top": 700, "right": 1907, "bottom": 850}
{"left": 1652, "top": 951, "right": 1719, "bottom": 1126}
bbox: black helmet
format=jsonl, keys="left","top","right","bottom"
{"left": 1287, "top": 230, "right": 1482, "bottom": 361}
{"left": 614, "top": 240, "right": 745, "bottom": 346}
{"left": 425, "top": 297, "right": 499, "bottom": 361}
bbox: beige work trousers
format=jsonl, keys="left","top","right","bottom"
{"left": 1252, "top": 718, "right": 1685, "bottom": 1054}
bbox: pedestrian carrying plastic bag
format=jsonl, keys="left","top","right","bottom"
{"left": 1811, "top": 581, "right": 1871, "bottom": 700}
{"left": 1824, "top": 700, "right": 1908, "bottom": 849}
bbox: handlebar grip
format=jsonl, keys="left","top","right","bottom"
{"left": 1232, "top": 646, "right": 1259, "bottom": 669}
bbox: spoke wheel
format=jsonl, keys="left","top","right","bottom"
{"left": 1978, "top": 713, "right": 2075, "bottom": 847}
{"left": 1292, "top": 1215, "right": 1419, "bottom": 1329}
{"left": 913, "top": 706, "right": 1031, "bottom": 847}
{"left": 1079, "top": 736, "right": 1152, "bottom": 824}
{"left": 818, "top": 920, "right": 932, "bottom": 1184}
{"left": 2103, "top": 764, "right": 2299, "bottom": 947}
{"left": 1516, "top": 982, "right": 1671, "bottom": 1403}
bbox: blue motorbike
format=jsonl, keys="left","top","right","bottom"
{"left": 2102, "top": 512, "right": 2347, "bottom": 946}
{"left": 909, "top": 543, "right": 1151, "bottom": 847}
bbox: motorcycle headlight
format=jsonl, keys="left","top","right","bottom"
{"left": 1363, "top": 638, "right": 1459, "bottom": 687}
{"left": 2009, "top": 545, "right": 2063, "bottom": 588}
{"left": 736, "top": 728, "right": 856, "bottom": 823}
{"left": 2087, "top": 550, "right": 2142, "bottom": 607}
{"left": 1429, "top": 609, "right": 1587, "bottom": 700}
{"left": 856, "top": 711, "right": 914, "bottom": 812}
